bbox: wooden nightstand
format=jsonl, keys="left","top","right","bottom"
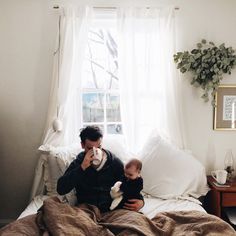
{"left": 205, "top": 176, "right": 236, "bottom": 220}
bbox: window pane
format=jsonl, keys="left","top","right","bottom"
{"left": 83, "top": 93, "right": 104, "bottom": 122}
{"left": 82, "top": 28, "right": 118, "bottom": 90}
{"left": 81, "top": 14, "right": 122, "bottom": 135}
{"left": 83, "top": 124, "right": 104, "bottom": 133}
{"left": 107, "top": 124, "right": 122, "bottom": 134}
{"left": 106, "top": 94, "right": 121, "bottom": 122}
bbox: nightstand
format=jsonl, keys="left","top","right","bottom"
{"left": 205, "top": 176, "right": 236, "bottom": 220}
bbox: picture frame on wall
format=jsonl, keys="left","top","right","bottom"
{"left": 214, "top": 85, "right": 236, "bottom": 130}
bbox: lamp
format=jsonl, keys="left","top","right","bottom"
{"left": 224, "top": 149, "right": 234, "bottom": 182}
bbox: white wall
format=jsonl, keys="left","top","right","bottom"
{"left": 0, "top": 0, "right": 57, "bottom": 221}
{"left": 176, "top": 0, "right": 236, "bottom": 172}
{"left": 1, "top": 0, "right": 236, "bottom": 221}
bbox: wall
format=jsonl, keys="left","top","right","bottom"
{"left": 175, "top": 0, "right": 236, "bottom": 172}
{"left": 0, "top": 0, "right": 57, "bottom": 222}
{"left": 1, "top": 0, "right": 236, "bottom": 221}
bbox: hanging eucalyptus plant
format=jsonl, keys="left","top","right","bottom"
{"left": 173, "top": 39, "right": 236, "bottom": 105}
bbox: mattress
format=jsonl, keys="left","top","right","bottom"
{"left": 18, "top": 195, "right": 205, "bottom": 220}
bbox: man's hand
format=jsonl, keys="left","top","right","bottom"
{"left": 123, "top": 199, "right": 144, "bottom": 212}
{"left": 81, "top": 149, "right": 94, "bottom": 170}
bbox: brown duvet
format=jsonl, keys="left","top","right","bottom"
{"left": 1, "top": 197, "right": 235, "bottom": 236}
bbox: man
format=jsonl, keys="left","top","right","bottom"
{"left": 57, "top": 126, "right": 144, "bottom": 212}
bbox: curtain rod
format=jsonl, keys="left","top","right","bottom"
{"left": 53, "top": 5, "right": 180, "bottom": 10}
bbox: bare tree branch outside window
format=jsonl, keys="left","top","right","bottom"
{"left": 82, "top": 26, "right": 122, "bottom": 134}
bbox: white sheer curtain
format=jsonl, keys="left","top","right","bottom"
{"left": 30, "top": 6, "right": 91, "bottom": 199}
{"left": 117, "top": 7, "right": 185, "bottom": 153}
{"left": 42, "top": 6, "right": 92, "bottom": 146}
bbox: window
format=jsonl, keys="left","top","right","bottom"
{"left": 81, "top": 10, "right": 122, "bottom": 134}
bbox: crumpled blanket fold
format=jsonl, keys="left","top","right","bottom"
{"left": 0, "top": 196, "right": 235, "bottom": 236}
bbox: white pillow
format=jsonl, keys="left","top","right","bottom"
{"left": 53, "top": 143, "right": 82, "bottom": 174}
{"left": 102, "top": 135, "right": 131, "bottom": 163}
{"left": 140, "top": 133, "right": 209, "bottom": 199}
{"left": 54, "top": 136, "right": 128, "bottom": 175}
{"left": 39, "top": 137, "right": 128, "bottom": 203}
{"left": 38, "top": 143, "right": 81, "bottom": 197}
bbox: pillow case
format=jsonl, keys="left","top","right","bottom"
{"left": 52, "top": 143, "right": 82, "bottom": 174}
{"left": 102, "top": 135, "right": 130, "bottom": 163}
{"left": 38, "top": 137, "right": 129, "bottom": 204}
{"left": 139, "top": 133, "right": 209, "bottom": 199}
{"left": 54, "top": 136, "right": 129, "bottom": 176}
{"left": 38, "top": 143, "right": 81, "bottom": 197}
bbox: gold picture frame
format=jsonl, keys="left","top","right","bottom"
{"left": 214, "top": 85, "right": 236, "bottom": 130}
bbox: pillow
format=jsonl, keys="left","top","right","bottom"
{"left": 39, "top": 137, "right": 129, "bottom": 204}
{"left": 139, "top": 132, "right": 209, "bottom": 199}
{"left": 53, "top": 143, "right": 82, "bottom": 174}
{"left": 38, "top": 143, "right": 81, "bottom": 198}
{"left": 54, "top": 136, "right": 129, "bottom": 175}
{"left": 102, "top": 135, "right": 131, "bottom": 163}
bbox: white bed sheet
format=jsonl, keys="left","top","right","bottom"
{"left": 18, "top": 195, "right": 205, "bottom": 220}
{"left": 18, "top": 195, "right": 49, "bottom": 219}
{"left": 140, "top": 197, "right": 205, "bottom": 219}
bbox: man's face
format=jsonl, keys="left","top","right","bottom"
{"left": 81, "top": 138, "right": 102, "bottom": 153}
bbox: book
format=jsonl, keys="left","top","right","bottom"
{"left": 213, "top": 181, "right": 230, "bottom": 188}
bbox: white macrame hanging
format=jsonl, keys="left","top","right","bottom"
{"left": 52, "top": 15, "right": 63, "bottom": 132}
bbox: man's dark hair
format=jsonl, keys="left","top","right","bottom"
{"left": 80, "top": 126, "right": 103, "bottom": 144}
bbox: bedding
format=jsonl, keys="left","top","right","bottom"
{"left": 141, "top": 196, "right": 205, "bottom": 219}
{"left": 12, "top": 136, "right": 232, "bottom": 235}
{"left": 1, "top": 197, "right": 235, "bottom": 236}
{"left": 33, "top": 136, "right": 129, "bottom": 199}
{"left": 18, "top": 194, "right": 205, "bottom": 220}
{"left": 33, "top": 133, "right": 209, "bottom": 203}
{"left": 18, "top": 195, "right": 49, "bottom": 220}
{"left": 140, "top": 132, "right": 209, "bottom": 199}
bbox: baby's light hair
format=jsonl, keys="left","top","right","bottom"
{"left": 125, "top": 158, "right": 142, "bottom": 171}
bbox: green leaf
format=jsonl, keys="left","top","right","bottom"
{"left": 191, "top": 49, "right": 199, "bottom": 54}
{"left": 189, "top": 56, "right": 195, "bottom": 63}
{"left": 219, "top": 43, "right": 225, "bottom": 49}
{"left": 211, "top": 100, "right": 216, "bottom": 107}
{"left": 185, "top": 63, "right": 191, "bottom": 70}
{"left": 194, "top": 53, "right": 202, "bottom": 59}
{"left": 197, "top": 43, "right": 202, "bottom": 48}
{"left": 177, "top": 62, "right": 182, "bottom": 69}
{"left": 180, "top": 67, "right": 187, "bottom": 73}
{"left": 173, "top": 40, "right": 236, "bottom": 105}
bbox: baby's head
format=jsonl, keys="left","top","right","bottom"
{"left": 124, "top": 158, "right": 142, "bottom": 180}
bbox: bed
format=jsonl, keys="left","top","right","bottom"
{"left": 17, "top": 194, "right": 205, "bottom": 220}
{"left": 1, "top": 134, "right": 235, "bottom": 235}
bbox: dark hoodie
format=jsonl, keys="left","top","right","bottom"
{"left": 57, "top": 149, "right": 124, "bottom": 212}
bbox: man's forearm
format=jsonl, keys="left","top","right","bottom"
{"left": 57, "top": 166, "right": 84, "bottom": 195}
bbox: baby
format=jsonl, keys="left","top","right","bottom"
{"left": 110, "top": 158, "right": 143, "bottom": 210}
